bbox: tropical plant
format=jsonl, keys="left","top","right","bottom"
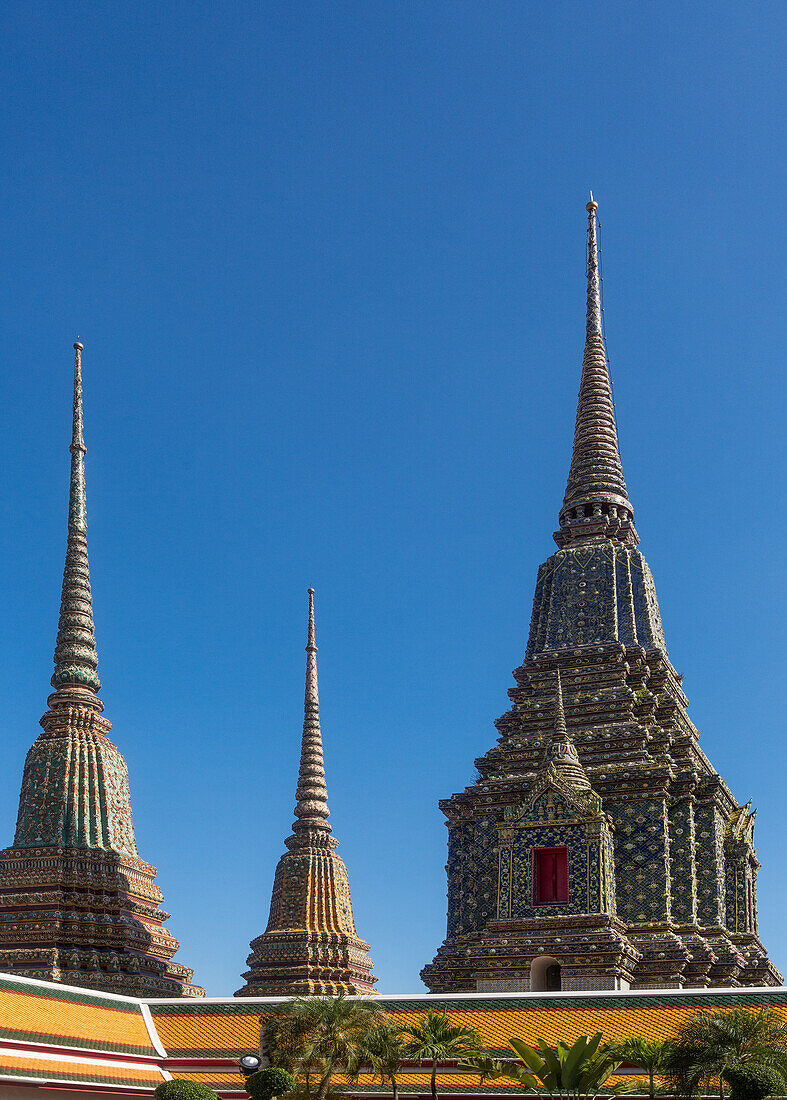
{"left": 614, "top": 1038, "right": 671, "bottom": 1099}
{"left": 663, "top": 1007, "right": 787, "bottom": 1099}
{"left": 350, "top": 1018, "right": 410, "bottom": 1100}
{"left": 153, "top": 1083, "right": 220, "bottom": 1100}
{"left": 261, "top": 1003, "right": 329, "bottom": 1097}
{"left": 723, "top": 1065, "right": 784, "bottom": 1100}
{"left": 259, "top": 995, "right": 381, "bottom": 1100}
{"left": 403, "top": 1009, "right": 484, "bottom": 1100}
{"left": 244, "top": 1068, "right": 297, "bottom": 1100}
{"left": 461, "top": 1033, "right": 626, "bottom": 1100}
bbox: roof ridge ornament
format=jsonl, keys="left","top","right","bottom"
{"left": 554, "top": 199, "right": 639, "bottom": 549}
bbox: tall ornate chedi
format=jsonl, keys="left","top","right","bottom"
{"left": 0, "top": 344, "right": 202, "bottom": 997}
{"left": 236, "top": 590, "right": 376, "bottom": 996}
{"left": 422, "top": 202, "right": 781, "bottom": 993}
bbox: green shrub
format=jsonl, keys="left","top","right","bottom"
{"left": 723, "top": 1064, "right": 784, "bottom": 1100}
{"left": 244, "top": 1068, "right": 297, "bottom": 1100}
{"left": 153, "top": 1082, "right": 220, "bottom": 1100}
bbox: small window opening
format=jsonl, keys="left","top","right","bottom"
{"left": 533, "top": 846, "right": 568, "bottom": 905}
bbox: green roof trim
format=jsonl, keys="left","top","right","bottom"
{"left": 0, "top": 1066, "right": 159, "bottom": 1088}
{"left": 148, "top": 989, "right": 787, "bottom": 1016}
{"left": 0, "top": 975, "right": 142, "bottom": 1013}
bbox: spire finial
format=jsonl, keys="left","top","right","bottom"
{"left": 291, "top": 588, "right": 331, "bottom": 837}
{"left": 585, "top": 197, "right": 602, "bottom": 338}
{"left": 51, "top": 343, "right": 101, "bottom": 695}
{"left": 541, "top": 670, "right": 590, "bottom": 788}
{"left": 554, "top": 669, "right": 567, "bottom": 737}
{"left": 555, "top": 200, "right": 638, "bottom": 548}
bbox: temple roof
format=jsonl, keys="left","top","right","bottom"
{"left": 3, "top": 972, "right": 787, "bottom": 1097}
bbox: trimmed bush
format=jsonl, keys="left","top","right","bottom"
{"left": 723, "top": 1065, "right": 784, "bottom": 1100}
{"left": 153, "top": 1082, "right": 221, "bottom": 1100}
{"left": 244, "top": 1068, "right": 297, "bottom": 1100}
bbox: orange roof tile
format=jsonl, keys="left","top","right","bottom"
{"left": 0, "top": 1052, "right": 162, "bottom": 1088}
{"left": 153, "top": 1006, "right": 263, "bottom": 1058}
{"left": 0, "top": 976, "right": 156, "bottom": 1055}
{"left": 171, "top": 1071, "right": 247, "bottom": 1090}
{"left": 149, "top": 990, "right": 787, "bottom": 1058}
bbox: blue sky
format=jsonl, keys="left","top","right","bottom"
{"left": 0, "top": 2, "right": 785, "bottom": 995}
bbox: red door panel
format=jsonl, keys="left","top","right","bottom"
{"left": 533, "top": 846, "right": 568, "bottom": 904}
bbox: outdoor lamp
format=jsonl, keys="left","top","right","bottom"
{"left": 238, "top": 1055, "right": 262, "bottom": 1077}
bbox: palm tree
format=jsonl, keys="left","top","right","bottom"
{"left": 615, "top": 1038, "right": 671, "bottom": 1099}
{"left": 403, "top": 1009, "right": 483, "bottom": 1100}
{"left": 663, "top": 1007, "right": 787, "bottom": 1100}
{"left": 462, "top": 1033, "right": 626, "bottom": 1100}
{"left": 261, "top": 1006, "right": 320, "bottom": 1078}
{"left": 261, "top": 995, "right": 380, "bottom": 1100}
{"left": 351, "top": 1018, "right": 409, "bottom": 1100}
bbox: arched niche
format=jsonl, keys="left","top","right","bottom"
{"left": 530, "top": 954, "right": 562, "bottom": 991}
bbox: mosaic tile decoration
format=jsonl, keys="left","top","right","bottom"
{"left": 422, "top": 203, "right": 779, "bottom": 994}
{"left": 236, "top": 592, "right": 375, "bottom": 997}
{"left": 0, "top": 344, "right": 201, "bottom": 999}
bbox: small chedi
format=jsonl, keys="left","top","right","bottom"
{"left": 0, "top": 344, "right": 202, "bottom": 997}
{"left": 236, "top": 589, "right": 376, "bottom": 996}
{"left": 421, "top": 201, "right": 781, "bottom": 994}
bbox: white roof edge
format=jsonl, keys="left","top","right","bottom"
{"left": 0, "top": 1036, "right": 156, "bottom": 1061}
{"left": 0, "top": 970, "right": 143, "bottom": 1006}
{"left": 139, "top": 1004, "right": 168, "bottom": 1059}
{"left": 0, "top": 1047, "right": 158, "bottom": 1072}
{"left": 0, "top": 1074, "right": 159, "bottom": 1092}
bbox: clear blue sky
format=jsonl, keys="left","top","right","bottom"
{"left": 0, "top": 2, "right": 785, "bottom": 996}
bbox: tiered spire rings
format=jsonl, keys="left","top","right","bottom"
{"left": 556, "top": 197, "right": 638, "bottom": 548}
{"left": 52, "top": 342, "right": 101, "bottom": 695}
{"left": 236, "top": 589, "right": 376, "bottom": 996}
{"left": 291, "top": 589, "right": 332, "bottom": 840}
{"left": 422, "top": 198, "right": 781, "bottom": 994}
{"left": 0, "top": 344, "right": 201, "bottom": 998}
{"left": 541, "top": 671, "right": 592, "bottom": 791}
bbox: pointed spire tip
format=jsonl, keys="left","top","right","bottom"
{"left": 291, "top": 583, "right": 330, "bottom": 837}
{"left": 554, "top": 670, "right": 567, "bottom": 736}
{"left": 52, "top": 341, "right": 100, "bottom": 695}
{"left": 554, "top": 199, "right": 638, "bottom": 548}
